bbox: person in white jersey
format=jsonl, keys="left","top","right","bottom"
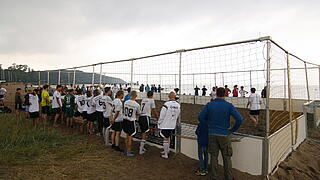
{"left": 93, "top": 89, "right": 106, "bottom": 136}
{"left": 111, "top": 90, "right": 124, "bottom": 152}
{"left": 246, "top": 87, "right": 262, "bottom": 128}
{"left": 138, "top": 91, "right": 158, "bottom": 155}
{"left": 52, "top": 85, "right": 63, "bottom": 127}
{"left": 0, "top": 85, "right": 7, "bottom": 106}
{"left": 210, "top": 86, "right": 216, "bottom": 100}
{"left": 29, "top": 89, "right": 40, "bottom": 128}
{"left": 86, "top": 91, "right": 96, "bottom": 135}
{"left": 158, "top": 92, "right": 181, "bottom": 159}
{"left": 74, "top": 90, "right": 88, "bottom": 133}
{"left": 103, "top": 87, "right": 113, "bottom": 146}
{"left": 123, "top": 91, "right": 141, "bottom": 157}
{"left": 239, "top": 86, "right": 248, "bottom": 98}
{"left": 112, "top": 84, "right": 119, "bottom": 99}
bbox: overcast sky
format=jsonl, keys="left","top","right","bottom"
{"left": 0, "top": 0, "right": 319, "bottom": 70}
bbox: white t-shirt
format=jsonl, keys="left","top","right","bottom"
{"left": 93, "top": 94, "right": 106, "bottom": 112}
{"left": 158, "top": 100, "right": 181, "bottom": 129}
{"left": 140, "top": 98, "right": 156, "bottom": 117}
{"left": 52, "top": 91, "right": 62, "bottom": 109}
{"left": 112, "top": 98, "right": 123, "bottom": 122}
{"left": 103, "top": 96, "right": 113, "bottom": 118}
{"left": 0, "top": 87, "right": 7, "bottom": 96}
{"left": 124, "top": 100, "right": 141, "bottom": 121}
{"left": 210, "top": 90, "right": 216, "bottom": 98}
{"left": 28, "top": 94, "right": 39, "bottom": 113}
{"left": 86, "top": 96, "right": 96, "bottom": 114}
{"left": 248, "top": 93, "right": 262, "bottom": 110}
{"left": 239, "top": 90, "right": 247, "bottom": 97}
{"left": 75, "top": 95, "right": 87, "bottom": 113}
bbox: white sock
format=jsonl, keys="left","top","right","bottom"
{"left": 102, "top": 127, "right": 106, "bottom": 137}
{"left": 163, "top": 141, "right": 169, "bottom": 156}
{"left": 140, "top": 140, "right": 146, "bottom": 150}
{"left": 104, "top": 129, "right": 110, "bottom": 145}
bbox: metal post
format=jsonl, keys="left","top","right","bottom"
{"left": 174, "top": 74, "right": 177, "bottom": 88}
{"left": 319, "top": 66, "right": 320, "bottom": 99}
{"left": 304, "top": 62, "right": 310, "bottom": 101}
{"left": 92, "top": 65, "right": 95, "bottom": 86}
{"left": 176, "top": 51, "right": 183, "bottom": 154}
{"left": 159, "top": 74, "right": 162, "bottom": 100}
{"left": 193, "top": 74, "right": 195, "bottom": 104}
{"left": 68, "top": 72, "right": 70, "bottom": 86}
{"left": 284, "top": 69, "right": 287, "bottom": 111}
{"left": 73, "top": 68, "right": 76, "bottom": 87}
{"left": 58, "top": 70, "right": 61, "bottom": 85}
{"left": 214, "top": 73, "right": 217, "bottom": 87}
{"left": 99, "top": 64, "right": 103, "bottom": 85}
{"left": 47, "top": 71, "right": 50, "bottom": 84}
{"left": 38, "top": 71, "right": 41, "bottom": 86}
{"left": 130, "top": 60, "right": 133, "bottom": 88}
{"left": 262, "top": 39, "right": 271, "bottom": 176}
{"left": 287, "top": 53, "right": 294, "bottom": 148}
{"left": 249, "top": 70, "right": 252, "bottom": 88}
{"left": 222, "top": 73, "right": 225, "bottom": 86}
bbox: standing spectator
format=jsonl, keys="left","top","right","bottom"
{"left": 64, "top": 89, "right": 76, "bottom": 128}
{"left": 139, "top": 84, "right": 144, "bottom": 92}
{"left": 111, "top": 90, "right": 125, "bottom": 152}
{"left": 202, "top": 86, "right": 207, "bottom": 96}
{"left": 232, "top": 85, "right": 239, "bottom": 97}
{"left": 15, "top": 88, "right": 23, "bottom": 115}
{"left": 24, "top": 89, "right": 32, "bottom": 118}
{"left": 52, "top": 85, "right": 63, "bottom": 127}
{"left": 224, "top": 85, "right": 231, "bottom": 97}
{"left": 247, "top": 88, "right": 262, "bottom": 128}
{"left": 29, "top": 89, "right": 40, "bottom": 128}
{"left": 0, "top": 85, "right": 7, "bottom": 106}
{"left": 81, "top": 84, "right": 86, "bottom": 94}
{"left": 239, "top": 86, "right": 248, "bottom": 98}
{"left": 145, "top": 84, "right": 150, "bottom": 92}
{"left": 261, "top": 86, "right": 267, "bottom": 98}
{"left": 210, "top": 87, "right": 216, "bottom": 99}
{"left": 158, "top": 84, "right": 162, "bottom": 93}
{"left": 194, "top": 120, "right": 209, "bottom": 176}
{"left": 124, "top": 87, "right": 131, "bottom": 102}
{"left": 41, "top": 85, "right": 50, "bottom": 124}
{"left": 194, "top": 85, "right": 200, "bottom": 96}
{"left": 198, "top": 87, "right": 243, "bottom": 180}
{"left": 24, "top": 84, "right": 28, "bottom": 93}
{"left": 158, "top": 92, "right": 181, "bottom": 159}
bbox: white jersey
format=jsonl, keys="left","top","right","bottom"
{"left": 75, "top": 95, "right": 87, "bottom": 113}
{"left": 140, "top": 98, "right": 156, "bottom": 117}
{"left": 112, "top": 98, "right": 123, "bottom": 122}
{"left": 86, "top": 96, "right": 95, "bottom": 114}
{"left": 0, "top": 87, "right": 7, "bottom": 96}
{"left": 112, "top": 86, "right": 119, "bottom": 94}
{"left": 52, "top": 90, "right": 62, "bottom": 109}
{"left": 92, "top": 95, "right": 106, "bottom": 112}
{"left": 103, "top": 96, "right": 113, "bottom": 118}
{"left": 124, "top": 100, "right": 141, "bottom": 121}
{"left": 239, "top": 90, "right": 247, "bottom": 97}
{"left": 158, "top": 100, "right": 181, "bottom": 129}
{"left": 28, "top": 94, "right": 39, "bottom": 113}
{"left": 248, "top": 93, "right": 262, "bottom": 110}
{"left": 210, "top": 90, "right": 216, "bottom": 99}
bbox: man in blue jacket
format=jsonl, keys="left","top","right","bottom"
{"left": 198, "top": 87, "right": 243, "bottom": 180}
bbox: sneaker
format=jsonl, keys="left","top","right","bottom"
{"left": 139, "top": 149, "right": 146, "bottom": 155}
{"left": 126, "top": 151, "right": 134, "bottom": 157}
{"left": 161, "top": 154, "right": 168, "bottom": 159}
{"left": 114, "top": 146, "right": 123, "bottom": 152}
{"left": 195, "top": 170, "right": 206, "bottom": 176}
{"left": 111, "top": 144, "right": 116, "bottom": 149}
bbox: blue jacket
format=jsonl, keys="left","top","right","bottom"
{"left": 195, "top": 122, "right": 209, "bottom": 146}
{"left": 198, "top": 98, "right": 243, "bottom": 136}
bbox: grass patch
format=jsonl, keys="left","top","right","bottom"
{"left": 0, "top": 114, "right": 79, "bottom": 165}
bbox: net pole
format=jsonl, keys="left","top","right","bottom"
{"left": 284, "top": 69, "right": 287, "bottom": 111}
{"left": 222, "top": 73, "right": 225, "bottom": 86}
{"left": 92, "top": 65, "right": 95, "bottom": 86}
{"left": 38, "top": 71, "right": 41, "bottom": 86}
{"left": 68, "top": 72, "right": 70, "bottom": 87}
{"left": 193, "top": 74, "right": 195, "bottom": 104}
{"left": 214, "top": 73, "right": 217, "bottom": 87}
{"left": 58, "top": 70, "right": 61, "bottom": 85}
{"left": 47, "top": 71, "right": 50, "bottom": 84}
{"left": 159, "top": 74, "right": 161, "bottom": 100}
{"left": 73, "top": 68, "right": 76, "bottom": 87}
{"left": 287, "top": 53, "right": 294, "bottom": 148}
{"left": 99, "top": 64, "right": 103, "bottom": 86}
{"left": 319, "top": 66, "right": 320, "bottom": 99}
{"left": 249, "top": 70, "right": 252, "bottom": 88}
{"left": 304, "top": 62, "right": 310, "bottom": 101}
{"left": 176, "top": 51, "right": 183, "bottom": 154}
{"left": 130, "top": 60, "right": 133, "bottom": 88}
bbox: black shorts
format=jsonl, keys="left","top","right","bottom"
{"left": 74, "top": 111, "right": 82, "bottom": 117}
{"left": 52, "top": 108, "right": 61, "bottom": 114}
{"left": 30, "top": 112, "right": 40, "bottom": 118}
{"left": 111, "top": 121, "right": 122, "bottom": 132}
{"left": 138, "top": 116, "right": 150, "bottom": 133}
{"left": 96, "top": 111, "right": 104, "bottom": 122}
{"left": 41, "top": 106, "right": 50, "bottom": 115}
{"left": 123, "top": 119, "right": 136, "bottom": 136}
{"left": 0, "top": 95, "right": 4, "bottom": 99}
{"left": 249, "top": 110, "right": 260, "bottom": 116}
{"left": 103, "top": 117, "right": 111, "bottom": 129}
{"left": 160, "top": 129, "right": 174, "bottom": 139}
{"left": 15, "top": 103, "right": 23, "bottom": 110}
{"left": 87, "top": 112, "right": 96, "bottom": 122}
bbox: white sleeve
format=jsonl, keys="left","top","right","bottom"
{"left": 136, "top": 104, "right": 141, "bottom": 115}
{"left": 158, "top": 104, "right": 168, "bottom": 124}
{"left": 151, "top": 99, "right": 156, "bottom": 109}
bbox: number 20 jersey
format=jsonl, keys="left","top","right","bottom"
{"left": 124, "top": 100, "right": 141, "bottom": 121}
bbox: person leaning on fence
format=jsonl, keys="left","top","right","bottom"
{"left": 198, "top": 87, "right": 243, "bottom": 180}
{"left": 158, "top": 91, "right": 181, "bottom": 159}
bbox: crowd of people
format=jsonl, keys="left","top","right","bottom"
{"left": 0, "top": 82, "right": 265, "bottom": 180}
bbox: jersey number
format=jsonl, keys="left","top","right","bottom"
{"left": 141, "top": 103, "right": 146, "bottom": 112}
{"left": 124, "top": 107, "right": 133, "bottom": 117}
{"left": 99, "top": 100, "right": 106, "bottom": 109}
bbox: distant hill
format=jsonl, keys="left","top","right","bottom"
{"left": 1, "top": 69, "right": 126, "bottom": 85}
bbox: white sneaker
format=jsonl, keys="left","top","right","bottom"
{"left": 161, "top": 154, "right": 168, "bottom": 159}
{"left": 139, "top": 149, "right": 145, "bottom": 155}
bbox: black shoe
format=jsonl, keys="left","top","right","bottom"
{"left": 111, "top": 144, "right": 116, "bottom": 149}
{"left": 114, "top": 146, "right": 123, "bottom": 152}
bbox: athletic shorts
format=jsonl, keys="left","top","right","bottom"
{"left": 52, "top": 108, "right": 62, "bottom": 114}
{"left": 41, "top": 106, "right": 50, "bottom": 115}
{"left": 249, "top": 110, "right": 260, "bottom": 116}
{"left": 82, "top": 111, "right": 88, "bottom": 119}
{"left": 74, "top": 111, "right": 82, "bottom": 117}
{"left": 65, "top": 107, "right": 74, "bottom": 118}
{"left": 103, "top": 117, "right": 111, "bottom": 129}
{"left": 160, "top": 129, "right": 174, "bottom": 139}
{"left": 0, "top": 95, "right": 4, "bottom": 99}
{"left": 138, "top": 116, "right": 150, "bottom": 133}
{"left": 111, "top": 121, "right": 122, "bottom": 132}
{"left": 123, "top": 119, "right": 136, "bottom": 136}
{"left": 87, "top": 112, "right": 96, "bottom": 122}
{"left": 29, "top": 112, "right": 40, "bottom": 119}
{"left": 15, "top": 103, "right": 23, "bottom": 110}
{"left": 96, "top": 111, "right": 103, "bottom": 122}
